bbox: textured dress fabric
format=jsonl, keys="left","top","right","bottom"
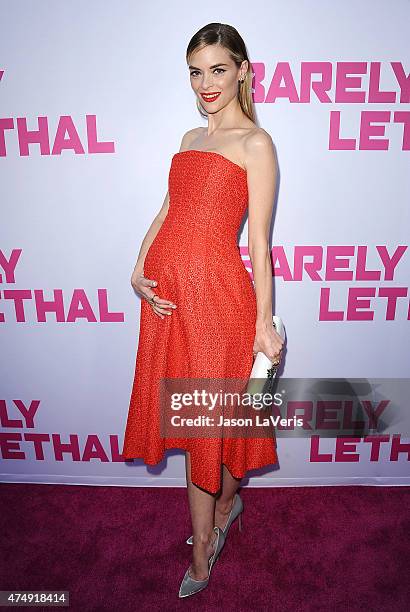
{"left": 122, "top": 149, "right": 278, "bottom": 494}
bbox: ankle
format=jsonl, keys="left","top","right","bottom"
{"left": 192, "top": 531, "right": 214, "bottom": 546}
{"left": 216, "top": 496, "right": 234, "bottom": 515}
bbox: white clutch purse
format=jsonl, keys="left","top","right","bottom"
{"left": 246, "top": 315, "right": 286, "bottom": 396}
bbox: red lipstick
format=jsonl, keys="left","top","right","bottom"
{"left": 200, "top": 92, "right": 221, "bottom": 102}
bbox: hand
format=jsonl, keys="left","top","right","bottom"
{"left": 252, "top": 322, "right": 284, "bottom": 366}
{"left": 131, "top": 270, "right": 177, "bottom": 320}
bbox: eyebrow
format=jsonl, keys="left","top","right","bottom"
{"left": 188, "top": 63, "right": 230, "bottom": 70}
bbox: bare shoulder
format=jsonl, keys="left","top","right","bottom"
{"left": 178, "top": 127, "right": 204, "bottom": 151}
{"left": 243, "top": 127, "right": 276, "bottom": 164}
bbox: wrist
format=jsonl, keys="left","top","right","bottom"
{"left": 256, "top": 316, "right": 272, "bottom": 331}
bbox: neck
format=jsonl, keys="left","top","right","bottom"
{"left": 206, "top": 97, "right": 243, "bottom": 135}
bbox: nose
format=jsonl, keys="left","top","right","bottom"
{"left": 201, "top": 73, "right": 214, "bottom": 90}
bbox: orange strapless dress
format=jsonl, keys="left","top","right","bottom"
{"left": 122, "top": 149, "right": 278, "bottom": 493}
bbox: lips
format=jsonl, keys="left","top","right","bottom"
{"left": 200, "top": 92, "right": 221, "bottom": 102}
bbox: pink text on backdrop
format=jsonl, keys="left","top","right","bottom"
{"left": 240, "top": 244, "right": 409, "bottom": 321}
{"left": 310, "top": 435, "right": 410, "bottom": 462}
{"left": 252, "top": 61, "right": 410, "bottom": 150}
{"left": 0, "top": 115, "right": 114, "bottom": 157}
{"left": 0, "top": 249, "right": 123, "bottom": 322}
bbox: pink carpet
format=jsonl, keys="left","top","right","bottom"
{"left": 1, "top": 484, "right": 409, "bottom": 611}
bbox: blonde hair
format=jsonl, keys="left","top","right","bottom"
{"left": 186, "top": 23, "right": 256, "bottom": 123}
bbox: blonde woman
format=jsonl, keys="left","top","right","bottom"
{"left": 122, "top": 22, "right": 283, "bottom": 598}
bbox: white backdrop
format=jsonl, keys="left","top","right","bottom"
{"left": 1, "top": 0, "right": 409, "bottom": 487}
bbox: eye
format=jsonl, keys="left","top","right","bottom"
{"left": 189, "top": 68, "right": 226, "bottom": 77}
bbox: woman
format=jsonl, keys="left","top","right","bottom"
{"left": 122, "top": 22, "right": 284, "bottom": 598}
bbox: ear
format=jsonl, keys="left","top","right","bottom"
{"left": 241, "top": 59, "right": 249, "bottom": 73}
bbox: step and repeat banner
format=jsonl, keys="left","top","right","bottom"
{"left": 1, "top": 1, "right": 409, "bottom": 487}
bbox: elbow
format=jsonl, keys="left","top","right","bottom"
{"left": 248, "top": 240, "right": 270, "bottom": 260}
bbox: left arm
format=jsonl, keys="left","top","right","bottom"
{"left": 245, "top": 129, "right": 284, "bottom": 363}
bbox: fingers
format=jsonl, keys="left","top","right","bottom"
{"left": 269, "top": 339, "right": 285, "bottom": 363}
{"left": 150, "top": 295, "right": 176, "bottom": 307}
{"left": 152, "top": 300, "right": 177, "bottom": 319}
{"left": 141, "top": 280, "right": 177, "bottom": 320}
{"left": 253, "top": 327, "right": 285, "bottom": 364}
{"left": 140, "top": 275, "right": 157, "bottom": 289}
{"left": 273, "top": 346, "right": 284, "bottom": 363}
{"left": 131, "top": 273, "right": 157, "bottom": 293}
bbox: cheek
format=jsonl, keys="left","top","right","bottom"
{"left": 218, "top": 76, "right": 236, "bottom": 90}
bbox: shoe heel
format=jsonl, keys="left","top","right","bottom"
{"left": 238, "top": 512, "right": 243, "bottom": 532}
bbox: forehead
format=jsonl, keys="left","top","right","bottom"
{"left": 187, "top": 44, "right": 232, "bottom": 69}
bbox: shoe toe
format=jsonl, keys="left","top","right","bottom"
{"left": 178, "top": 569, "right": 208, "bottom": 598}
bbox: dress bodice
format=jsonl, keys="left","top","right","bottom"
{"left": 167, "top": 150, "right": 248, "bottom": 244}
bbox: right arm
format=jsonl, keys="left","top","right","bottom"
{"left": 130, "top": 189, "right": 170, "bottom": 286}
{"left": 131, "top": 128, "right": 201, "bottom": 314}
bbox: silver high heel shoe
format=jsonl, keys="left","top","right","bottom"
{"left": 185, "top": 493, "right": 243, "bottom": 545}
{"left": 178, "top": 526, "right": 225, "bottom": 598}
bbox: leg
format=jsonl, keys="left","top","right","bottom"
{"left": 185, "top": 451, "right": 218, "bottom": 580}
{"left": 215, "top": 463, "right": 241, "bottom": 531}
